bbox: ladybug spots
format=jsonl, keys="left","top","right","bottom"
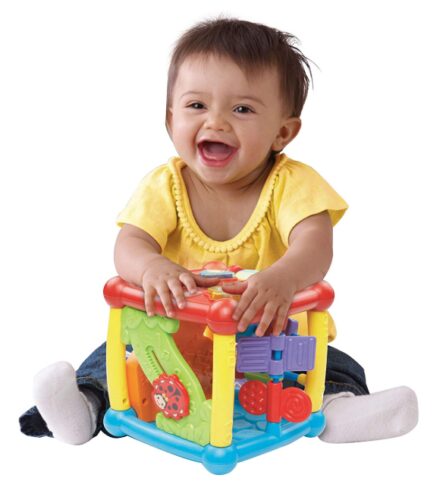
{"left": 152, "top": 374, "right": 190, "bottom": 420}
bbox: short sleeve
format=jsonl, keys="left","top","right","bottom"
{"left": 273, "top": 160, "right": 348, "bottom": 246}
{"left": 116, "top": 165, "right": 178, "bottom": 250}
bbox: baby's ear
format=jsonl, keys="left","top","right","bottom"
{"left": 165, "top": 107, "right": 173, "bottom": 139}
{"left": 272, "top": 117, "right": 301, "bottom": 151}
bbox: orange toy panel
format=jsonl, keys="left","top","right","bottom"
{"left": 174, "top": 320, "right": 213, "bottom": 399}
{"left": 126, "top": 353, "right": 159, "bottom": 422}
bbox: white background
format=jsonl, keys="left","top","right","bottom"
{"left": 1, "top": 0, "right": 444, "bottom": 498}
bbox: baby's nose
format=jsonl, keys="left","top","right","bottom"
{"left": 204, "top": 111, "right": 231, "bottom": 132}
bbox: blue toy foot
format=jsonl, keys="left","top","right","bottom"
{"left": 202, "top": 444, "right": 238, "bottom": 475}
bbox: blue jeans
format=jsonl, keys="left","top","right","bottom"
{"left": 19, "top": 343, "right": 369, "bottom": 439}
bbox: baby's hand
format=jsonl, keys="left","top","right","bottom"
{"left": 141, "top": 257, "right": 219, "bottom": 317}
{"left": 222, "top": 267, "right": 295, "bottom": 336}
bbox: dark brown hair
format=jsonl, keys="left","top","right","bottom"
{"left": 167, "top": 17, "right": 314, "bottom": 118}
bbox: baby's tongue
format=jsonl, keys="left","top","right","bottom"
{"left": 202, "top": 141, "right": 233, "bottom": 160}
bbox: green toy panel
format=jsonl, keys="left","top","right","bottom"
{"left": 121, "top": 307, "right": 212, "bottom": 445}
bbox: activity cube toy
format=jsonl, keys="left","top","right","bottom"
{"left": 103, "top": 262, "right": 335, "bottom": 474}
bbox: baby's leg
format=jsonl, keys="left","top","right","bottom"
{"left": 20, "top": 343, "right": 111, "bottom": 445}
{"left": 318, "top": 346, "right": 418, "bottom": 443}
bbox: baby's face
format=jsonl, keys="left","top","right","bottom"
{"left": 167, "top": 54, "right": 300, "bottom": 187}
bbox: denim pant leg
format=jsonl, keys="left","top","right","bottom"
{"left": 75, "top": 342, "right": 112, "bottom": 437}
{"left": 19, "top": 342, "right": 122, "bottom": 439}
{"left": 324, "top": 346, "right": 369, "bottom": 396}
{"left": 283, "top": 345, "right": 369, "bottom": 396}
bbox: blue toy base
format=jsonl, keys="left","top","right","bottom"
{"left": 104, "top": 400, "right": 326, "bottom": 475}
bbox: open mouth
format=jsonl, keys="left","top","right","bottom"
{"left": 198, "top": 140, "right": 238, "bottom": 165}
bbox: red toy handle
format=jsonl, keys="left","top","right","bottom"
{"left": 239, "top": 380, "right": 312, "bottom": 423}
{"left": 103, "top": 274, "right": 334, "bottom": 332}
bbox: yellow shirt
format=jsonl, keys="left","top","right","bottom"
{"left": 117, "top": 153, "right": 347, "bottom": 340}
{"left": 117, "top": 153, "right": 348, "bottom": 270}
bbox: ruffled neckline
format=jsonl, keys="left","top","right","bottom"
{"left": 168, "top": 153, "right": 288, "bottom": 253}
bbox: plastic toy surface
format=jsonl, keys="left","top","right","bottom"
{"left": 103, "top": 262, "right": 335, "bottom": 474}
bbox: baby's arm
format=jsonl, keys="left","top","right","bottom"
{"left": 275, "top": 210, "right": 333, "bottom": 290}
{"left": 114, "top": 224, "right": 219, "bottom": 317}
{"left": 226, "top": 211, "right": 333, "bottom": 336}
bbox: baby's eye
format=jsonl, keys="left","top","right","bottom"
{"left": 234, "top": 105, "right": 253, "bottom": 114}
{"left": 188, "top": 102, "right": 205, "bottom": 110}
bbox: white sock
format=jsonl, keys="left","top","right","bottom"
{"left": 33, "top": 361, "right": 100, "bottom": 445}
{"left": 319, "top": 386, "right": 418, "bottom": 443}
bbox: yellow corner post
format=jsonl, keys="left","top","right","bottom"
{"left": 210, "top": 332, "right": 236, "bottom": 447}
{"left": 106, "top": 308, "right": 130, "bottom": 410}
{"left": 305, "top": 311, "right": 329, "bottom": 412}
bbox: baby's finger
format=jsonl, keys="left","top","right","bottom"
{"left": 167, "top": 278, "right": 187, "bottom": 309}
{"left": 193, "top": 274, "right": 221, "bottom": 288}
{"left": 255, "top": 303, "right": 277, "bottom": 337}
{"left": 178, "top": 272, "right": 199, "bottom": 294}
{"left": 236, "top": 293, "right": 263, "bottom": 332}
{"left": 232, "top": 285, "right": 257, "bottom": 322}
{"left": 221, "top": 281, "right": 248, "bottom": 296}
{"left": 144, "top": 286, "right": 157, "bottom": 316}
{"left": 272, "top": 304, "right": 290, "bottom": 336}
{"left": 156, "top": 282, "right": 175, "bottom": 317}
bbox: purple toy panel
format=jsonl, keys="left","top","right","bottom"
{"left": 236, "top": 335, "right": 316, "bottom": 375}
{"left": 283, "top": 336, "right": 315, "bottom": 371}
{"left": 236, "top": 337, "right": 271, "bottom": 373}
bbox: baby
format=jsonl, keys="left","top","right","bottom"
{"left": 20, "top": 17, "right": 418, "bottom": 445}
